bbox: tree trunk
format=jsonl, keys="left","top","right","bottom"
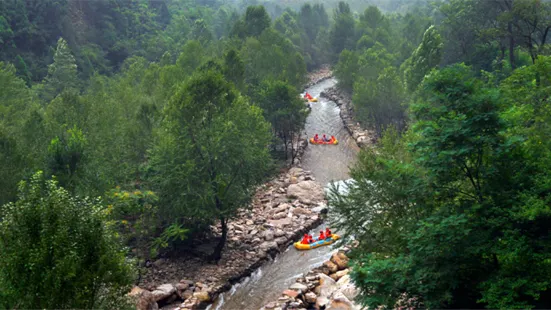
{"left": 211, "top": 215, "right": 227, "bottom": 262}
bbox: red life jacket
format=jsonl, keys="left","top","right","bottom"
{"left": 319, "top": 232, "right": 325, "bottom": 240}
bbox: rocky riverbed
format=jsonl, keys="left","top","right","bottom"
{"left": 320, "top": 87, "right": 376, "bottom": 148}
{"left": 260, "top": 249, "right": 362, "bottom": 310}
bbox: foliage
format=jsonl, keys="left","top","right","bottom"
{"left": 149, "top": 70, "right": 272, "bottom": 261}
{"left": 403, "top": 25, "right": 443, "bottom": 93}
{"left": 259, "top": 80, "right": 308, "bottom": 163}
{"left": 107, "top": 187, "right": 160, "bottom": 260}
{"left": 331, "top": 62, "right": 551, "bottom": 309}
{"left": 46, "top": 125, "right": 87, "bottom": 191}
{"left": 41, "top": 37, "right": 79, "bottom": 102}
{"left": 0, "top": 171, "right": 134, "bottom": 309}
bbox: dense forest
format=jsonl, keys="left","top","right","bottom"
{"left": 1, "top": 0, "right": 550, "bottom": 308}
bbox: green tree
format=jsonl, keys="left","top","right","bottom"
{"left": 334, "top": 49, "right": 358, "bottom": 92}
{"left": 149, "top": 70, "right": 272, "bottom": 261}
{"left": 403, "top": 25, "right": 443, "bottom": 93}
{"left": 0, "top": 171, "right": 134, "bottom": 309}
{"left": 41, "top": 37, "right": 78, "bottom": 102}
{"left": 46, "top": 125, "right": 87, "bottom": 191}
{"left": 328, "top": 2, "right": 355, "bottom": 62}
{"left": 353, "top": 67, "right": 406, "bottom": 135}
{"left": 223, "top": 49, "right": 245, "bottom": 91}
{"left": 260, "top": 80, "right": 308, "bottom": 163}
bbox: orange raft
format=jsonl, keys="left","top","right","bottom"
{"left": 309, "top": 137, "right": 338, "bottom": 145}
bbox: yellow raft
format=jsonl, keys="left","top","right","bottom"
{"left": 309, "top": 138, "right": 338, "bottom": 145}
{"left": 309, "top": 98, "right": 318, "bottom": 102}
{"left": 294, "top": 234, "right": 340, "bottom": 250}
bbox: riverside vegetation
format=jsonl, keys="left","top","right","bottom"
{"left": 1, "top": 0, "right": 551, "bottom": 309}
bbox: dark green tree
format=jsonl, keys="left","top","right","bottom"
{"left": 0, "top": 171, "right": 134, "bottom": 309}
{"left": 149, "top": 70, "right": 272, "bottom": 261}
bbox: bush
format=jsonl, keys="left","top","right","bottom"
{"left": 0, "top": 171, "right": 135, "bottom": 309}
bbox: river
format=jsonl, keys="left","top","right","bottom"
{"left": 209, "top": 78, "right": 359, "bottom": 310}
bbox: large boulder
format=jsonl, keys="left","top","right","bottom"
{"left": 128, "top": 286, "right": 159, "bottom": 310}
{"left": 287, "top": 181, "right": 324, "bottom": 202}
{"left": 324, "top": 260, "right": 339, "bottom": 274}
{"left": 326, "top": 291, "right": 354, "bottom": 310}
{"left": 151, "top": 283, "right": 176, "bottom": 302}
{"left": 318, "top": 273, "right": 338, "bottom": 299}
{"left": 331, "top": 252, "right": 349, "bottom": 270}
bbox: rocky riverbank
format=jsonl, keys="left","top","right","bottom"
{"left": 261, "top": 249, "right": 361, "bottom": 310}
{"left": 320, "top": 87, "right": 375, "bottom": 148}
{"left": 304, "top": 65, "right": 332, "bottom": 88}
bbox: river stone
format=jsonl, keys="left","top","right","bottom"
{"left": 193, "top": 291, "right": 210, "bottom": 302}
{"left": 287, "top": 181, "right": 324, "bottom": 202}
{"left": 265, "top": 302, "right": 277, "bottom": 309}
{"left": 273, "top": 236, "right": 286, "bottom": 245}
{"left": 324, "top": 260, "right": 339, "bottom": 274}
{"left": 316, "top": 296, "right": 330, "bottom": 309}
{"left": 259, "top": 241, "right": 278, "bottom": 252}
{"left": 318, "top": 274, "right": 337, "bottom": 299}
{"left": 330, "top": 269, "right": 349, "bottom": 281}
{"left": 272, "top": 211, "right": 287, "bottom": 220}
{"left": 128, "top": 286, "right": 159, "bottom": 310}
{"left": 151, "top": 284, "right": 176, "bottom": 302}
{"left": 283, "top": 289, "right": 300, "bottom": 298}
{"left": 331, "top": 252, "right": 349, "bottom": 270}
{"left": 246, "top": 219, "right": 254, "bottom": 225}
{"left": 269, "top": 218, "right": 292, "bottom": 227}
{"left": 290, "top": 282, "right": 308, "bottom": 292}
{"left": 327, "top": 291, "right": 354, "bottom": 310}
{"left": 311, "top": 204, "right": 328, "bottom": 213}
{"left": 274, "top": 229, "right": 285, "bottom": 237}
{"left": 289, "top": 167, "right": 303, "bottom": 176}
{"left": 264, "top": 230, "right": 275, "bottom": 241}
{"left": 182, "top": 289, "right": 194, "bottom": 300}
{"left": 292, "top": 207, "right": 312, "bottom": 216}
{"left": 273, "top": 203, "right": 291, "bottom": 214}
{"left": 305, "top": 292, "right": 318, "bottom": 304}
{"left": 249, "top": 229, "right": 259, "bottom": 237}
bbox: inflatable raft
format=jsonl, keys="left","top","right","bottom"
{"left": 294, "top": 234, "right": 340, "bottom": 250}
{"left": 310, "top": 138, "right": 338, "bottom": 145}
{"left": 309, "top": 98, "right": 318, "bottom": 102}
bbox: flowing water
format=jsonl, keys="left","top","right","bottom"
{"left": 209, "top": 78, "right": 359, "bottom": 310}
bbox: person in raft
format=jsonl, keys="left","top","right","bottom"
{"left": 308, "top": 234, "right": 314, "bottom": 243}
{"left": 318, "top": 230, "right": 326, "bottom": 241}
{"left": 322, "top": 134, "right": 330, "bottom": 142}
{"left": 330, "top": 136, "right": 336, "bottom": 142}
{"left": 325, "top": 228, "right": 332, "bottom": 239}
{"left": 301, "top": 234, "right": 309, "bottom": 244}
{"left": 314, "top": 134, "right": 319, "bottom": 142}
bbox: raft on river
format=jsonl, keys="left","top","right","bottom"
{"left": 309, "top": 138, "right": 338, "bottom": 145}
{"left": 294, "top": 234, "right": 340, "bottom": 250}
